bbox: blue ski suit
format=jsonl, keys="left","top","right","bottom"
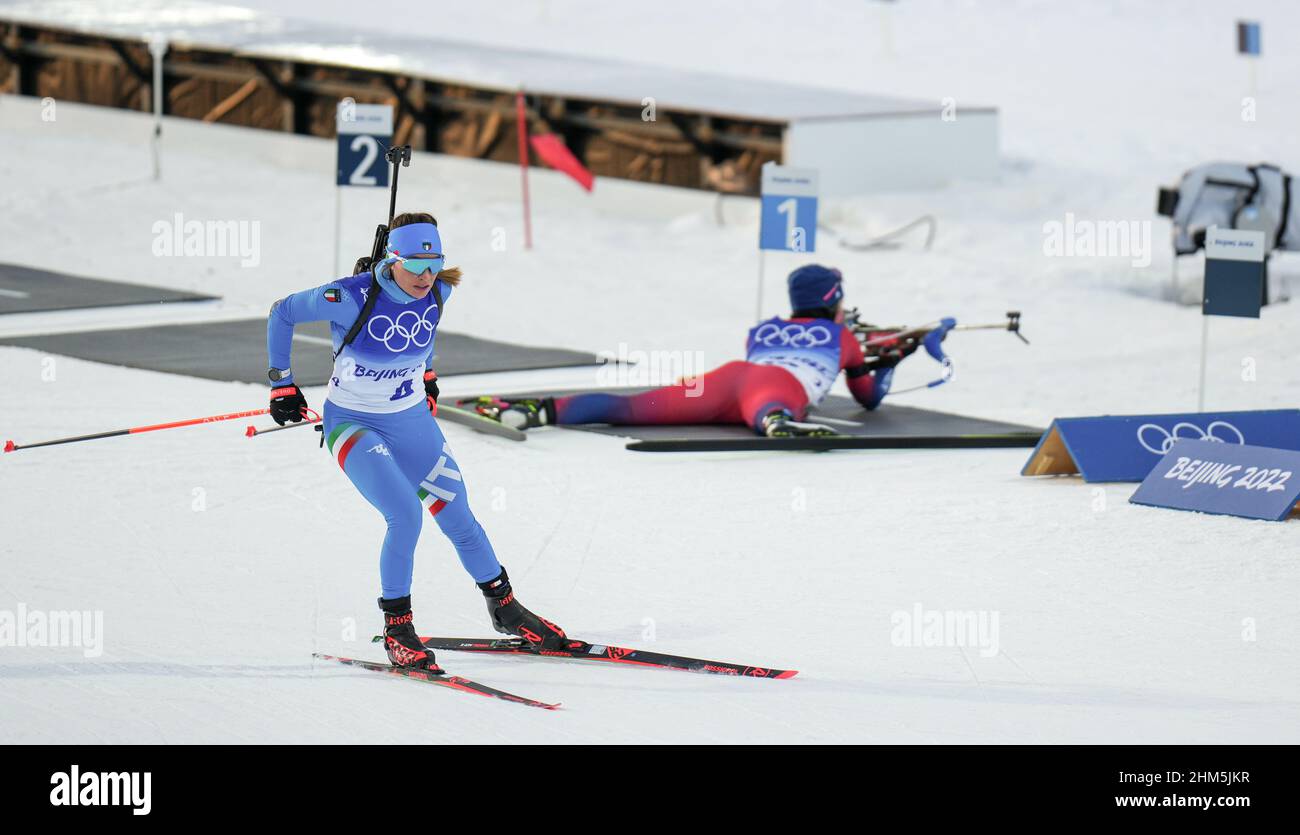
{"left": 267, "top": 268, "right": 501, "bottom": 598}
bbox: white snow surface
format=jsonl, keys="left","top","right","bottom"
{"left": 0, "top": 0, "right": 1298, "bottom": 743}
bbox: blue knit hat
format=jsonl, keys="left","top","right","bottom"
{"left": 787, "top": 264, "right": 844, "bottom": 311}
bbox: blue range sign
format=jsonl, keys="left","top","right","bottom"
{"left": 336, "top": 102, "right": 393, "bottom": 187}
{"left": 759, "top": 164, "right": 818, "bottom": 253}
{"left": 1021, "top": 409, "right": 1300, "bottom": 482}
{"left": 1130, "top": 438, "right": 1300, "bottom": 521}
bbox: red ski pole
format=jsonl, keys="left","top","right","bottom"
{"left": 4, "top": 408, "right": 271, "bottom": 454}
{"left": 245, "top": 410, "right": 322, "bottom": 438}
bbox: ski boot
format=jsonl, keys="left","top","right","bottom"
{"left": 461, "top": 396, "right": 555, "bottom": 431}
{"left": 378, "top": 595, "right": 442, "bottom": 672}
{"left": 477, "top": 568, "right": 568, "bottom": 650}
{"left": 761, "top": 408, "right": 838, "bottom": 438}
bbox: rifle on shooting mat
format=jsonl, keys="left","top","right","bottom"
{"left": 839, "top": 310, "right": 1029, "bottom": 393}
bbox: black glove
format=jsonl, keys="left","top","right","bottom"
{"left": 423, "top": 371, "right": 439, "bottom": 414}
{"left": 269, "top": 384, "right": 309, "bottom": 425}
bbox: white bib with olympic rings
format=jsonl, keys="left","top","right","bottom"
{"left": 745, "top": 317, "right": 844, "bottom": 405}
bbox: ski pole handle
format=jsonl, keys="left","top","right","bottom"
{"left": 4, "top": 408, "right": 271, "bottom": 454}
{"left": 245, "top": 409, "right": 322, "bottom": 438}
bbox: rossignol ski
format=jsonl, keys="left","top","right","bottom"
{"left": 436, "top": 404, "right": 527, "bottom": 441}
{"left": 313, "top": 652, "right": 560, "bottom": 709}
{"left": 372, "top": 636, "right": 798, "bottom": 679}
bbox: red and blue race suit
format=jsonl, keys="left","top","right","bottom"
{"left": 554, "top": 317, "right": 888, "bottom": 433}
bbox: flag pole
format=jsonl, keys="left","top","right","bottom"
{"left": 148, "top": 35, "right": 167, "bottom": 181}
{"left": 516, "top": 89, "right": 533, "bottom": 250}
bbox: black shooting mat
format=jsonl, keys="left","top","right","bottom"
{"left": 0, "top": 319, "right": 605, "bottom": 383}
{"left": 0, "top": 263, "right": 217, "bottom": 314}
{"left": 472, "top": 387, "right": 1044, "bottom": 441}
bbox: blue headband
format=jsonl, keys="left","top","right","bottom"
{"left": 385, "top": 223, "right": 443, "bottom": 259}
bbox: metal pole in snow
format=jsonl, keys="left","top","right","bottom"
{"left": 1197, "top": 315, "right": 1209, "bottom": 411}
{"left": 148, "top": 35, "right": 167, "bottom": 181}
{"left": 516, "top": 90, "right": 533, "bottom": 250}
{"left": 332, "top": 184, "right": 342, "bottom": 278}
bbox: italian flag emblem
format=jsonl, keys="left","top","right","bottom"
{"left": 323, "top": 288, "right": 341, "bottom": 303}
{"left": 326, "top": 422, "right": 366, "bottom": 469}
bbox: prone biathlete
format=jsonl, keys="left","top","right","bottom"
{"left": 470, "top": 264, "right": 919, "bottom": 437}
{"left": 266, "top": 212, "right": 566, "bottom": 671}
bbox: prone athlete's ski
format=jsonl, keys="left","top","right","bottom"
{"left": 435, "top": 404, "right": 526, "bottom": 441}
{"left": 312, "top": 652, "right": 560, "bottom": 710}
{"left": 370, "top": 636, "right": 798, "bottom": 679}
{"left": 625, "top": 433, "right": 1042, "bottom": 453}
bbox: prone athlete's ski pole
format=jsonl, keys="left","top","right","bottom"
{"left": 4, "top": 408, "right": 272, "bottom": 454}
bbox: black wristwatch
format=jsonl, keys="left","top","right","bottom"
{"left": 268, "top": 367, "right": 292, "bottom": 383}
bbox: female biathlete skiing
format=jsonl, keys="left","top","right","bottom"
{"left": 266, "top": 212, "right": 566, "bottom": 671}
{"left": 469, "top": 264, "right": 920, "bottom": 437}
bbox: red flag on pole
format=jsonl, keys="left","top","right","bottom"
{"left": 529, "top": 133, "right": 595, "bottom": 192}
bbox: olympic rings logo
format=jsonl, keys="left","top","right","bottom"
{"left": 753, "top": 322, "right": 833, "bottom": 348}
{"left": 367, "top": 307, "right": 437, "bottom": 352}
{"left": 1136, "top": 421, "right": 1245, "bottom": 455}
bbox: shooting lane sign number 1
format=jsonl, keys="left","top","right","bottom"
{"left": 755, "top": 163, "right": 819, "bottom": 319}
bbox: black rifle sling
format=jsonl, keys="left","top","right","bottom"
{"left": 334, "top": 272, "right": 382, "bottom": 360}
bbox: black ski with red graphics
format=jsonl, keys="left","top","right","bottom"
{"left": 370, "top": 636, "right": 798, "bottom": 679}
{"left": 312, "top": 652, "right": 560, "bottom": 710}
